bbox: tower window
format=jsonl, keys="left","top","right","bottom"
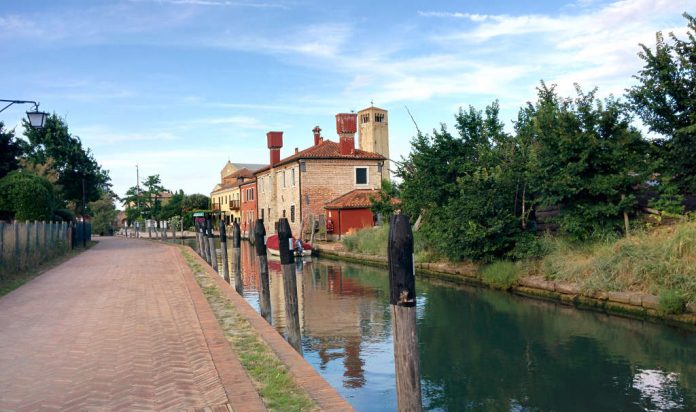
{"left": 361, "top": 114, "right": 370, "bottom": 124}
{"left": 375, "top": 113, "right": 384, "bottom": 123}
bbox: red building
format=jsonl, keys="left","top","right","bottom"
{"left": 324, "top": 189, "right": 395, "bottom": 238}
{"left": 239, "top": 178, "right": 257, "bottom": 238}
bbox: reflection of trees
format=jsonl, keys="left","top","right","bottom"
{"left": 418, "top": 284, "right": 696, "bottom": 411}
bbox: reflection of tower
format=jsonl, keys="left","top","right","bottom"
{"left": 343, "top": 338, "right": 365, "bottom": 388}
{"left": 357, "top": 105, "right": 390, "bottom": 181}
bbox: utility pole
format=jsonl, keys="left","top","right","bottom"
{"left": 136, "top": 164, "right": 141, "bottom": 209}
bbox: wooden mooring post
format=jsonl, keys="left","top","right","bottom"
{"left": 232, "top": 221, "right": 243, "bottom": 295}
{"left": 207, "top": 220, "right": 218, "bottom": 272}
{"left": 278, "top": 218, "right": 302, "bottom": 354}
{"left": 196, "top": 221, "right": 204, "bottom": 258}
{"left": 254, "top": 219, "right": 272, "bottom": 322}
{"left": 202, "top": 221, "right": 211, "bottom": 264}
{"left": 219, "top": 221, "right": 230, "bottom": 283}
{"left": 388, "top": 214, "right": 422, "bottom": 412}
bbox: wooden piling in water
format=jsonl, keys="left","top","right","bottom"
{"left": 388, "top": 214, "right": 422, "bottom": 412}
{"left": 207, "top": 220, "right": 218, "bottom": 272}
{"left": 278, "top": 218, "right": 302, "bottom": 354}
{"left": 202, "top": 222, "right": 211, "bottom": 264}
{"left": 232, "top": 221, "right": 243, "bottom": 295}
{"left": 255, "top": 219, "right": 272, "bottom": 322}
{"left": 219, "top": 221, "right": 230, "bottom": 283}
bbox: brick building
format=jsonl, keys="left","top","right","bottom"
{"left": 255, "top": 109, "right": 388, "bottom": 239}
{"left": 239, "top": 178, "right": 257, "bottom": 238}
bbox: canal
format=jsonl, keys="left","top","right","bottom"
{"left": 189, "top": 239, "right": 696, "bottom": 411}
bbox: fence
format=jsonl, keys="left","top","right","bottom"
{"left": 0, "top": 221, "right": 88, "bottom": 279}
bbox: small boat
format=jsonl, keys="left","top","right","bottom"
{"left": 266, "top": 234, "right": 313, "bottom": 257}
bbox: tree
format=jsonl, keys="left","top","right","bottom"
{"left": 0, "top": 122, "right": 25, "bottom": 179}
{"left": 142, "top": 175, "right": 166, "bottom": 219}
{"left": 182, "top": 193, "right": 210, "bottom": 211}
{"left": 89, "top": 194, "right": 118, "bottom": 235}
{"left": 528, "top": 83, "right": 650, "bottom": 239}
{"left": 627, "top": 13, "right": 696, "bottom": 193}
{"left": 0, "top": 171, "right": 54, "bottom": 221}
{"left": 22, "top": 114, "right": 111, "bottom": 214}
{"left": 369, "top": 179, "right": 399, "bottom": 219}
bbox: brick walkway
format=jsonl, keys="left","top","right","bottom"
{"left": 0, "top": 237, "right": 265, "bottom": 411}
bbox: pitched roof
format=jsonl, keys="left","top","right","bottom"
{"left": 324, "top": 189, "right": 400, "bottom": 210}
{"left": 254, "top": 139, "right": 385, "bottom": 174}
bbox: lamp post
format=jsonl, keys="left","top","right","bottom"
{"left": 0, "top": 99, "right": 48, "bottom": 128}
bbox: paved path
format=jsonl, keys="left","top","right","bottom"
{"left": 0, "top": 237, "right": 265, "bottom": 411}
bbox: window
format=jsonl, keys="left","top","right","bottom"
{"left": 260, "top": 178, "right": 264, "bottom": 193}
{"left": 355, "top": 167, "right": 368, "bottom": 185}
{"left": 300, "top": 161, "right": 306, "bottom": 172}
{"left": 290, "top": 205, "right": 295, "bottom": 223}
{"left": 282, "top": 209, "right": 286, "bottom": 218}
{"left": 291, "top": 168, "right": 296, "bottom": 187}
{"left": 251, "top": 188, "right": 254, "bottom": 201}
{"left": 261, "top": 208, "right": 264, "bottom": 220}
{"left": 283, "top": 170, "right": 286, "bottom": 188}
{"left": 375, "top": 113, "right": 384, "bottom": 123}
{"left": 361, "top": 113, "right": 370, "bottom": 124}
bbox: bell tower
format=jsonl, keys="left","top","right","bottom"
{"left": 357, "top": 105, "right": 390, "bottom": 181}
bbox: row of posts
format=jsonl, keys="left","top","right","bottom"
{"left": 123, "top": 219, "right": 184, "bottom": 243}
{"left": 193, "top": 215, "right": 421, "bottom": 411}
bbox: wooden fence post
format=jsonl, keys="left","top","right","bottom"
{"left": 207, "top": 220, "right": 218, "bottom": 272}
{"left": 232, "top": 221, "right": 243, "bottom": 295}
{"left": 219, "top": 221, "right": 230, "bottom": 283}
{"left": 388, "top": 214, "right": 422, "bottom": 412}
{"left": 255, "top": 219, "right": 272, "bottom": 322}
{"left": 278, "top": 218, "right": 302, "bottom": 354}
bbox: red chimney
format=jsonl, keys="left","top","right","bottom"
{"left": 267, "top": 131, "right": 283, "bottom": 166}
{"left": 336, "top": 113, "right": 357, "bottom": 155}
{"left": 312, "top": 126, "right": 322, "bottom": 146}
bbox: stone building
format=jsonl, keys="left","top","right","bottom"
{"left": 239, "top": 177, "right": 257, "bottom": 238}
{"left": 255, "top": 110, "right": 388, "bottom": 238}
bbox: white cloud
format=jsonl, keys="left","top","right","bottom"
{"left": 131, "top": 0, "right": 288, "bottom": 8}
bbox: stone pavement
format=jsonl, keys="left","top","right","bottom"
{"left": 0, "top": 237, "right": 265, "bottom": 411}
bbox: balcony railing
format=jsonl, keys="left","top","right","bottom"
{"left": 229, "top": 200, "right": 240, "bottom": 210}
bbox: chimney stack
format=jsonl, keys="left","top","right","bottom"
{"left": 312, "top": 126, "right": 322, "bottom": 146}
{"left": 267, "top": 131, "right": 283, "bottom": 166}
{"left": 336, "top": 113, "right": 357, "bottom": 155}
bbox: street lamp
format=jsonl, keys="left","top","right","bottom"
{"left": 0, "top": 99, "right": 48, "bottom": 128}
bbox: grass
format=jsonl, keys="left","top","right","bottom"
{"left": 0, "top": 241, "right": 96, "bottom": 297}
{"left": 480, "top": 261, "right": 519, "bottom": 290}
{"left": 341, "top": 224, "right": 439, "bottom": 262}
{"left": 530, "top": 221, "right": 696, "bottom": 311}
{"left": 182, "top": 251, "right": 317, "bottom": 411}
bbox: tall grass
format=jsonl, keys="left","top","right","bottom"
{"left": 538, "top": 221, "right": 696, "bottom": 307}
{"left": 341, "top": 224, "right": 437, "bottom": 261}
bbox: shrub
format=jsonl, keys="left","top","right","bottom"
{"left": 659, "top": 290, "right": 685, "bottom": 315}
{"left": 481, "top": 261, "right": 518, "bottom": 290}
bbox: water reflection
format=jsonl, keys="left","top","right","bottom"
{"left": 189, "top": 240, "right": 696, "bottom": 411}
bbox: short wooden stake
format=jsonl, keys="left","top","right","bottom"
{"left": 254, "top": 219, "right": 272, "bottom": 322}
{"left": 278, "top": 218, "right": 302, "bottom": 354}
{"left": 232, "top": 221, "right": 243, "bottom": 295}
{"left": 388, "top": 214, "right": 422, "bottom": 412}
{"left": 207, "top": 220, "right": 218, "bottom": 272}
{"left": 219, "top": 221, "right": 230, "bottom": 283}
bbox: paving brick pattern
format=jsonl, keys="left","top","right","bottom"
{"left": 0, "top": 237, "right": 262, "bottom": 411}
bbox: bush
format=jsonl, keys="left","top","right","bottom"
{"left": 0, "top": 171, "right": 54, "bottom": 221}
{"left": 480, "top": 261, "right": 518, "bottom": 290}
{"left": 659, "top": 290, "right": 685, "bottom": 315}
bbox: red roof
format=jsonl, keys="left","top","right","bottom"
{"left": 254, "top": 139, "right": 385, "bottom": 174}
{"left": 324, "top": 189, "right": 400, "bottom": 210}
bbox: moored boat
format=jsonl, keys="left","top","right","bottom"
{"left": 266, "top": 233, "right": 313, "bottom": 257}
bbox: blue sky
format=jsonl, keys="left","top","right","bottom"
{"left": 1, "top": 0, "right": 693, "bottom": 201}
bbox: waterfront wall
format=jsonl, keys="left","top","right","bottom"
{"left": 314, "top": 245, "right": 696, "bottom": 328}
{"left": 0, "top": 221, "right": 84, "bottom": 277}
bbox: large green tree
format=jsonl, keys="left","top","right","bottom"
{"left": 627, "top": 12, "right": 696, "bottom": 193}
{"left": 23, "top": 114, "right": 111, "bottom": 214}
{"left": 89, "top": 194, "right": 118, "bottom": 235}
{"left": 527, "top": 83, "right": 650, "bottom": 239}
{"left": 0, "top": 122, "right": 25, "bottom": 179}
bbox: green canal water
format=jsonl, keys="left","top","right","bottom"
{"left": 189, "top": 239, "right": 696, "bottom": 411}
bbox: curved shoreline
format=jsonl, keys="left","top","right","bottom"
{"left": 315, "top": 246, "right": 696, "bottom": 330}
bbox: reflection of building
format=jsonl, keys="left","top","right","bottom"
{"left": 239, "top": 178, "right": 257, "bottom": 238}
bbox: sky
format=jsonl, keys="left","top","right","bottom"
{"left": 1, "top": 0, "right": 694, "bottom": 202}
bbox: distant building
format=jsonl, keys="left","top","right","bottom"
{"left": 239, "top": 177, "right": 257, "bottom": 238}
{"left": 210, "top": 163, "right": 264, "bottom": 225}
